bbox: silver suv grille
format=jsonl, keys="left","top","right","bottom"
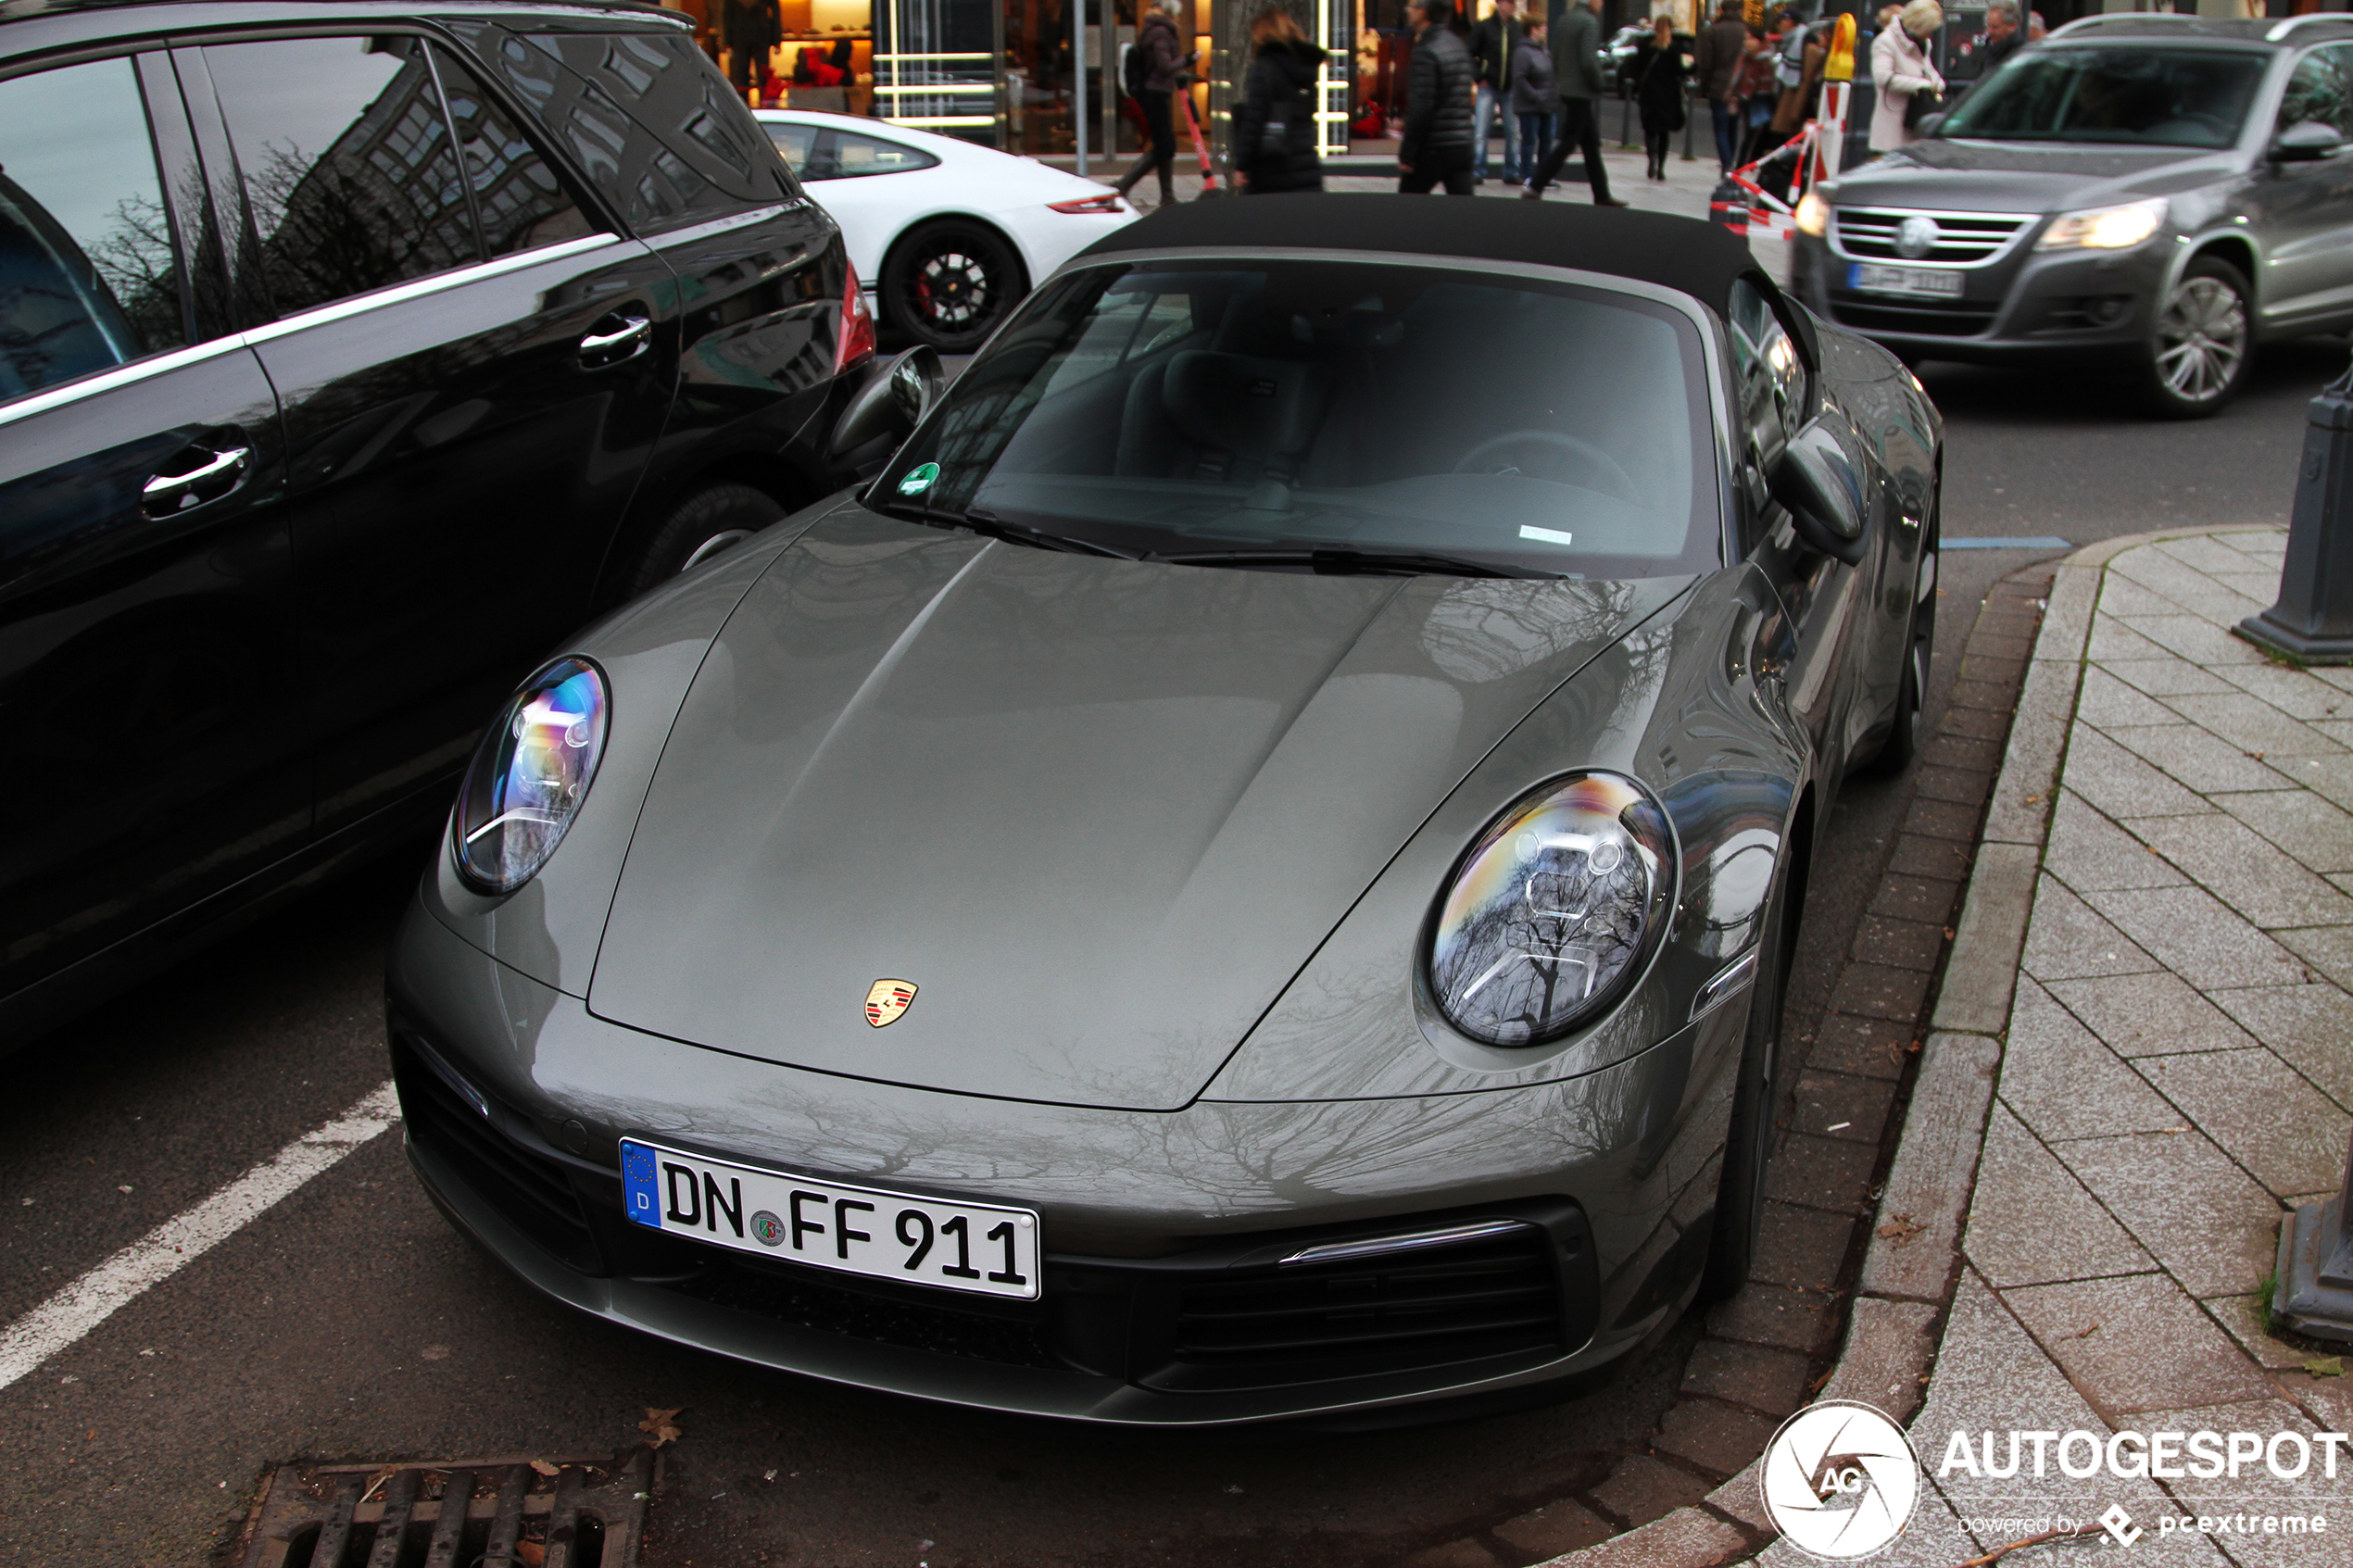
{"left": 1834, "top": 207, "right": 2036, "bottom": 265}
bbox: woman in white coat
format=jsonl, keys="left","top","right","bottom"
{"left": 1869, "top": 0, "right": 1945, "bottom": 152}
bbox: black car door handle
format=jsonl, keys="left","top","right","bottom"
{"left": 579, "top": 311, "right": 653, "bottom": 369}
{"left": 142, "top": 443, "right": 252, "bottom": 516}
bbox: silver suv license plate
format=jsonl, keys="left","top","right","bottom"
{"left": 1850, "top": 262, "right": 1963, "bottom": 298}
{"left": 621, "top": 1137, "right": 1040, "bottom": 1299}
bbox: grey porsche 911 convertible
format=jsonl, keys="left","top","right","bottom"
{"left": 387, "top": 195, "right": 1941, "bottom": 1427}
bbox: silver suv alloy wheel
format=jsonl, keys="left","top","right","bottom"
{"left": 2155, "top": 271, "right": 2247, "bottom": 408}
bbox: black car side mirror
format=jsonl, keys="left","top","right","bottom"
{"left": 829, "top": 345, "right": 944, "bottom": 462}
{"left": 1915, "top": 111, "right": 1945, "bottom": 138}
{"left": 1770, "top": 419, "right": 1869, "bottom": 565}
{"left": 2271, "top": 120, "right": 2345, "bottom": 163}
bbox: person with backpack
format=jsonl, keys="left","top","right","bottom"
{"left": 1231, "top": 6, "right": 1329, "bottom": 194}
{"left": 1114, "top": 0, "right": 1195, "bottom": 209}
{"left": 1507, "top": 15, "right": 1556, "bottom": 188}
{"left": 1398, "top": 0, "right": 1476, "bottom": 194}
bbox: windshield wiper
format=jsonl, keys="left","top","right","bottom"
{"left": 878, "top": 497, "right": 1134, "bottom": 559}
{"left": 1147, "top": 546, "right": 1537, "bottom": 580}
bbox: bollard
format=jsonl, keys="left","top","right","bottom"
{"left": 2274, "top": 1128, "right": 2353, "bottom": 1340}
{"left": 2240, "top": 352, "right": 2353, "bottom": 664}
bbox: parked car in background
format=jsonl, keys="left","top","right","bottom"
{"left": 0, "top": 0, "right": 876, "bottom": 1046}
{"left": 756, "top": 109, "right": 1138, "bottom": 353}
{"left": 1791, "top": 13, "right": 2353, "bottom": 416}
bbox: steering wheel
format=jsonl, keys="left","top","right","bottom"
{"left": 1453, "top": 430, "right": 1640, "bottom": 501}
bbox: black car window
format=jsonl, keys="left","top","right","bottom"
{"left": 2278, "top": 47, "right": 2353, "bottom": 138}
{"left": 428, "top": 44, "right": 600, "bottom": 256}
{"left": 875, "top": 260, "right": 1720, "bottom": 581}
{"left": 1937, "top": 45, "right": 2267, "bottom": 148}
{"left": 824, "top": 131, "right": 942, "bottom": 178}
{"left": 0, "top": 56, "right": 189, "bottom": 404}
{"left": 458, "top": 26, "right": 742, "bottom": 232}
{"left": 522, "top": 30, "right": 796, "bottom": 212}
{"left": 204, "top": 36, "right": 482, "bottom": 319}
{"left": 1728, "top": 278, "right": 1804, "bottom": 474}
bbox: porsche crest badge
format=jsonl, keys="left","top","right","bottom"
{"left": 864, "top": 979, "right": 917, "bottom": 1028}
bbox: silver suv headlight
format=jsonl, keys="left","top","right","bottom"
{"left": 452, "top": 657, "right": 609, "bottom": 894}
{"left": 1426, "top": 772, "right": 1676, "bottom": 1047}
{"left": 2035, "top": 196, "right": 2167, "bottom": 252}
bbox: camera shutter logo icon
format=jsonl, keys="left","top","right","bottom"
{"left": 1759, "top": 1400, "right": 1920, "bottom": 1559}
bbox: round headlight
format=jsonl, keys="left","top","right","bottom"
{"left": 452, "top": 657, "right": 609, "bottom": 895}
{"left": 1427, "top": 772, "right": 1675, "bottom": 1047}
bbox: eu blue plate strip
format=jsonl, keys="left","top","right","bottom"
{"left": 621, "top": 1140, "right": 661, "bottom": 1228}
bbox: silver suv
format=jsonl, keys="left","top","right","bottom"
{"left": 1790, "top": 14, "right": 2353, "bottom": 416}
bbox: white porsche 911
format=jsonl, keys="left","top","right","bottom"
{"left": 756, "top": 109, "right": 1139, "bottom": 352}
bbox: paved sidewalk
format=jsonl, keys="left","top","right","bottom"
{"left": 1899, "top": 524, "right": 2353, "bottom": 1567}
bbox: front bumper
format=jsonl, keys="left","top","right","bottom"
{"left": 1792, "top": 230, "right": 2174, "bottom": 366}
{"left": 388, "top": 895, "right": 1739, "bottom": 1425}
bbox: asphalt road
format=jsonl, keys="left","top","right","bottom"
{"left": 1, "top": 335, "right": 2337, "bottom": 1568}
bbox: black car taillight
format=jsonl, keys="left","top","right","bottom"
{"left": 836, "top": 257, "right": 875, "bottom": 374}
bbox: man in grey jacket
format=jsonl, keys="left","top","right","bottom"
{"left": 1522, "top": 0, "right": 1626, "bottom": 205}
{"left": 1398, "top": 0, "right": 1477, "bottom": 194}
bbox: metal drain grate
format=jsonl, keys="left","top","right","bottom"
{"left": 237, "top": 1449, "right": 653, "bottom": 1568}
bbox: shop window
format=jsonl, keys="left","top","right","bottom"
{"left": 204, "top": 36, "right": 482, "bottom": 318}
{"left": 0, "top": 55, "right": 188, "bottom": 403}
{"left": 430, "top": 44, "right": 600, "bottom": 255}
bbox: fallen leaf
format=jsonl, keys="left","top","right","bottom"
{"left": 530, "top": 1459, "right": 560, "bottom": 1478}
{"left": 1877, "top": 1215, "right": 1924, "bottom": 1247}
{"left": 640, "top": 1407, "right": 686, "bottom": 1449}
{"left": 517, "top": 1540, "right": 546, "bottom": 1568}
{"left": 2307, "top": 1356, "right": 2345, "bottom": 1378}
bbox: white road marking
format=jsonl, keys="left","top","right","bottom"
{"left": 0, "top": 1081, "right": 400, "bottom": 1393}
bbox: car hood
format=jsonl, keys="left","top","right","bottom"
{"left": 586, "top": 507, "right": 1692, "bottom": 1111}
{"left": 1832, "top": 138, "right": 2237, "bottom": 214}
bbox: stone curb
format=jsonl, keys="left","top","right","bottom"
{"left": 1530, "top": 525, "right": 2285, "bottom": 1568}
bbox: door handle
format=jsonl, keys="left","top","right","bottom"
{"left": 143, "top": 444, "right": 251, "bottom": 515}
{"left": 579, "top": 311, "right": 652, "bottom": 368}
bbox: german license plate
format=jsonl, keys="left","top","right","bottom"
{"left": 1849, "top": 262, "right": 1963, "bottom": 298}
{"left": 620, "top": 1138, "right": 1040, "bottom": 1299}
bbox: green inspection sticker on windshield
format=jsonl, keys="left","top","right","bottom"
{"left": 897, "top": 462, "right": 940, "bottom": 496}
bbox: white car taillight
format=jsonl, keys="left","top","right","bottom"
{"left": 1046, "top": 193, "right": 1126, "bottom": 215}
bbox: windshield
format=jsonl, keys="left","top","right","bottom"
{"left": 870, "top": 260, "right": 1721, "bottom": 579}
{"left": 1939, "top": 46, "right": 2267, "bottom": 147}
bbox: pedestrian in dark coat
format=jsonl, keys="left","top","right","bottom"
{"left": 1629, "top": 14, "right": 1690, "bottom": 181}
{"left": 723, "top": 0, "right": 782, "bottom": 95}
{"left": 1114, "top": 0, "right": 1195, "bottom": 209}
{"left": 1523, "top": 0, "right": 1625, "bottom": 205}
{"left": 1507, "top": 19, "right": 1556, "bottom": 186}
{"left": 1398, "top": 0, "right": 1476, "bottom": 194}
{"left": 1232, "top": 6, "right": 1329, "bottom": 194}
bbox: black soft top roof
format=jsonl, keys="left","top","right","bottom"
{"left": 1076, "top": 193, "right": 1769, "bottom": 322}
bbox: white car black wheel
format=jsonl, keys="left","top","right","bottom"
{"left": 884, "top": 220, "right": 1024, "bottom": 353}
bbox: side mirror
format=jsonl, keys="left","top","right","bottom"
{"left": 1770, "top": 418, "right": 1869, "bottom": 566}
{"left": 1915, "top": 111, "right": 1945, "bottom": 137}
{"left": 828, "top": 345, "right": 944, "bottom": 462}
{"left": 2271, "top": 119, "right": 2345, "bottom": 163}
